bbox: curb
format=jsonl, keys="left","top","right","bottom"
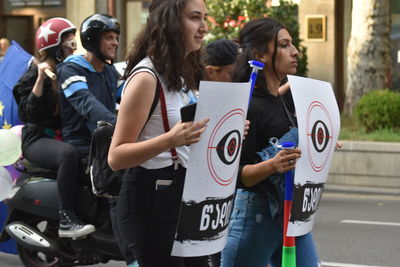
{"left": 324, "top": 184, "right": 400, "bottom": 196}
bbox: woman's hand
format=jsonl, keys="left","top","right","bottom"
{"left": 336, "top": 141, "right": 342, "bottom": 149}
{"left": 271, "top": 148, "right": 302, "bottom": 173}
{"left": 243, "top": 120, "right": 250, "bottom": 139}
{"left": 168, "top": 118, "right": 210, "bottom": 147}
{"left": 37, "top": 62, "right": 51, "bottom": 81}
{"left": 32, "top": 62, "right": 52, "bottom": 97}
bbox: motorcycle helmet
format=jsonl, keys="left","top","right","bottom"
{"left": 80, "top": 14, "right": 120, "bottom": 62}
{"left": 35, "top": 17, "right": 76, "bottom": 54}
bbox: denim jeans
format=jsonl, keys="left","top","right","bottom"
{"left": 256, "top": 127, "right": 299, "bottom": 162}
{"left": 220, "top": 189, "right": 320, "bottom": 267}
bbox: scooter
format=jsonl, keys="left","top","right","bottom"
{"left": 0, "top": 160, "right": 124, "bottom": 266}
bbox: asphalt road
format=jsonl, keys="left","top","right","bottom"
{"left": 0, "top": 252, "right": 126, "bottom": 267}
{"left": 1, "top": 192, "right": 399, "bottom": 267}
{"left": 314, "top": 192, "right": 400, "bottom": 267}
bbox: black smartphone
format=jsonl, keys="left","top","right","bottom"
{"left": 180, "top": 103, "right": 197, "bottom": 122}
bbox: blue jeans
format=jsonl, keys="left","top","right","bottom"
{"left": 221, "top": 189, "right": 320, "bottom": 267}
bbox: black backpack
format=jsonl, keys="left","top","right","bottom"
{"left": 88, "top": 121, "right": 122, "bottom": 198}
{"left": 87, "top": 67, "right": 160, "bottom": 198}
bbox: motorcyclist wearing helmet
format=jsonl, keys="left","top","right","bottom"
{"left": 57, "top": 14, "right": 120, "bottom": 154}
{"left": 13, "top": 17, "right": 96, "bottom": 239}
{"left": 56, "top": 14, "right": 138, "bottom": 265}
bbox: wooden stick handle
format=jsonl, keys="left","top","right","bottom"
{"left": 44, "top": 68, "right": 56, "bottom": 80}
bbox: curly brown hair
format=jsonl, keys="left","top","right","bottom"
{"left": 123, "top": 0, "right": 205, "bottom": 92}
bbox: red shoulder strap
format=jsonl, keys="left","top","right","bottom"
{"left": 157, "top": 79, "right": 179, "bottom": 169}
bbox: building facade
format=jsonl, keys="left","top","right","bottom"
{"left": 1, "top": 0, "right": 399, "bottom": 111}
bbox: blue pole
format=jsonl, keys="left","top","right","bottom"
{"left": 247, "top": 60, "right": 264, "bottom": 103}
{"left": 281, "top": 141, "right": 296, "bottom": 267}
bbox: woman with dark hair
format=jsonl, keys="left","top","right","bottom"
{"left": 220, "top": 18, "right": 321, "bottom": 267}
{"left": 108, "top": 0, "right": 209, "bottom": 266}
{"left": 204, "top": 38, "right": 239, "bottom": 82}
{"left": 13, "top": 18, "right": 95, "bottom": 239}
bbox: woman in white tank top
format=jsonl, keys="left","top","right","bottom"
{"left": 108, "top": 0, "right": 209, "bottom": 266}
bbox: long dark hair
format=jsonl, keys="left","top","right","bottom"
{"left": 233, "top": 18, "right": 285, "bottom": 88}
{"left": 124, "top": 0, "right": 204, "bottom": 92}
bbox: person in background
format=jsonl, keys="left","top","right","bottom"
{"left": 56, "top": 14, "right": 137, "bottom": 266}
{"left": 108, "top": 0, "right": 210, "bottom": 266}
{"left": 203, "top": 38, "right": 239, "bottom": 267}
{"left": 204, "top": 38, "right": 239, "bottom": 82}
{"left": 57, "top": 14, "right": 120, "bottom": 155}
{"left": 220, "top": 17, "right": 321, "bottom": 267}
{"left": 12, "top": 17, "right": 95, "bottom": 239}
{"left": 0, "top": 37, "right": 10, "bottom": 63}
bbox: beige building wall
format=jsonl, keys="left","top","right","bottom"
{"left": 66, "top": 0, "right": 96, "bottom": 55}
{"left": 299, "top": 0, "right": 336, "bottom": 87}
{"left": 125, "top": 1, "right": 144, "bottom": 54}
{"left": 65, "top": 0, "right": 148, "bottom": 61}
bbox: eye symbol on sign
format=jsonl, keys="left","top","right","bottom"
{"left": 311, "top": 120, "right": 330, "bottom": 153}
{"left": 216, "top": 130, "right": 241, "bottom": 165}
{"left": 207, "top": 108, "right": 245, "bottom": 186}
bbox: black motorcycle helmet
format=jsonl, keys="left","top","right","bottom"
{"left": 80, "top": 14, "right": 120, "bottom": 62}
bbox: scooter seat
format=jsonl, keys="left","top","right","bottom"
{"left": 22, "top": 159, "right": 57, "bottom": 179}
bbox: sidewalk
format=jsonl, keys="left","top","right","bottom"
{"left": 324, "top": 183, "right": 400, "bottom": 196}
{"left": 328, "top": 140, "right": 400, "bottom": 195}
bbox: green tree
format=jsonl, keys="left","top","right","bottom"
{"left": 345, "top": 0, "right": 391, "bottom": 114}
{"left": 206, "top": 0, "right": 308, "bottom": 76}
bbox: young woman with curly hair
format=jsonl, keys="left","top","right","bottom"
{"left": 108, "top": 0, "right": 210, "bottom": 266}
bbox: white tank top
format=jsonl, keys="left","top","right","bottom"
{"left": 122, "top": 57, "right": 197, "bottom": 169}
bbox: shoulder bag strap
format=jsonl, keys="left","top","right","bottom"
{"left": 158, "top": 82, "right": 179, "bottom": 170}
{"left": 126, "top": 66, "right": 160, "bottom": 122}
{"left": 279, "top": 95, "right": 297, "bottom": 128}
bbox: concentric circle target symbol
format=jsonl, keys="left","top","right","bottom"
{"left": 216, "top": 130, "right": 241, "bottom": 165}
{"left": 311, "top": 120, "right": 330, "bottom": 152}
{"left": 306, "top": 101, "right": 334, "bottom": 172}
{"left": 207, "top": 109, "right": 245, "bottom": 186}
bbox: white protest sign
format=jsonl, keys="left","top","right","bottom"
{"left": 172, "top": 81, "right": 251, "bottom": 257}
{"left": 287, "top": 75, "right": 340, "bottom": 236}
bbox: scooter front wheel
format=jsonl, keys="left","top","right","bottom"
{"left": 16, "top": 216, "right": 62, "bottom": 267}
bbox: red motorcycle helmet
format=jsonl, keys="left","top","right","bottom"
{"left": 35, "top": 17, "right": 76, "bottom": 53}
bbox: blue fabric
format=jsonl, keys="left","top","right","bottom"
{"left": 64, "top": 54, "right": 96, "bottom": 72}
{"left": 220, "top": 189, "right": 320, "bottom": 267}
{"left": 62, "top": 81, "right": 88, "bottom": 98}
{"left": 0, "top": 202, "right": 17, "bottom": 254}
{"left": 57, "top": 55, "right": 119, "bottom": 153}
{"left": 0, "top": 41, "right": 32, "bottom": 128}
{"left": 187, "top": 90, "right": 197, "bottom": 104}
{"left": 0, "top": 41, "right": 31, "bottom": 254}
{"left": 256, "top": 127, "right": 299, "bottom": 161}
{"left": 127, "top": 261, "right": 139, "bottom": 267}
{"left": 255, "top": 127, "right": 299, "bottom": 222}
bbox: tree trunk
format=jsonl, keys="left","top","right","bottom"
{"left": 345, "top": 0, "right": 391, "bottom": 114}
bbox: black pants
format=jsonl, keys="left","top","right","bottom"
{"left": 117, "top": 165, "right": 209, "bottom": 267}
{"left": 23, "top": 137, "right": 80, "bottom": 210}
{"left": 109, "top": 198, "right": 136, "bottom": 265}
{"left": 209, "top": 252, "right": 221, "bottom": 267}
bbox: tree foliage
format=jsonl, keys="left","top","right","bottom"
{"left": 355, "top": 89, "right": 400, "bottom": 131}
{"left": 206, "top": 0, "right": 308, "bottom": 76}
